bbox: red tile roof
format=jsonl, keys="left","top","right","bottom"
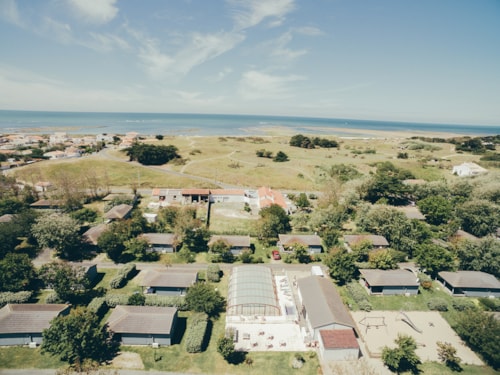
{"left": 320, "top": 329, "right": 359, "bottom": 349}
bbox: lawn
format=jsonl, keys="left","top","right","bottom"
{"left": 121, "top": 310, "right": 320, "bottom": 375}
{"left": 0, "top": 347, "right": 64, "bottom": 369}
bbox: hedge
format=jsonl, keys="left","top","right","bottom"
{"left": 88, "top": 297, "right": 108, "bottom": 317}
{"left": 144, "top": 295, "right": 188, "bottom": 310}
{"left": 346, "top": 282, "right": 372, "bottom": 312}
{"left": 105, "top": 294, "right": 129, "bottom": 307}
{"left": 0, "top": 291, "right": 32, "bottom": 307}
{"left": 206, "top": 264, "right": 221, "bottom": 282}
{"left": 185, "top": 313, "right": 209, "bottom": 353}
{"left": 45, "top": 292, "right": 62, "bottom": 304}
{"left": 479, "top": 297, "right": 500, "bottom": 312}
{"left": 110, "top": 263, "right": 137, "bottom": 289}
{"left": 452, "top": 298, "right": 476, "bottom": 312}
{"left": 427, "top": 298, "right": 449, "bottom": 311}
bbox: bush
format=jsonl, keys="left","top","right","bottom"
{"left": 346, "top": 282, "right": 372, "bottom": 312}
{"left": 110, "top": 263, "right": 136, "bottom": 289}
{"left": 105, "top": 294, "right": 129, "bottom": 307}
{"left": 206, "top": 264, "right": 221, "bottom": 282}
{"left": 452, "top": 299, "right": 476, "bottom": 312}
{"left": 144, "top": 295, "right": 188, "bottom": 310}
{"left": 45, "top": 292, "right": 62, "bottom": 304}
{"left": 88, "top": 297, "right": 108, "bottom": 316}
{"left": 427, "top": 298, "right": 449, "bottom": 311}
{"left": 478, "top": 297, "right": 500, "bottom": 312}
{"left": 0, "top": 291, "right": 32, "bottom": 307}
{"left": 185, "top": 313, "right": 209, "bottom": 353}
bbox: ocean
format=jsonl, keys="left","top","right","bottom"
{"left": 0, "top": 110, "right": 498, "bottom": 137}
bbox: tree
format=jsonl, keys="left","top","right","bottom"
{"left": 0, "top": 253, "right": 35, "bottom": 292}
{"left": 125, "top": 143, "right": 180, "bottom": 165}
{"left": 415, "top": 243, "right": 455, "bottom": 278}
{"left": 124, "top": 237, "right": 150, "bottom": 261}
{"left": 324, "top": 248, "right": 357, "bottom": 285}
{"left": 257, "top": 204, "right": 291, "bottom": 244}
{"left": 381, "top": 334, "right": 421, "bottom": 374}
{"left": 209, "top": 239, "right": 234, "bottom": 263}
{"left": 368, "top": 249, "right": 397, "bottom": 270}
{"left": 454, "top": 309, "right": 500, "bottom": 369}
{"left": 295, "top": 193, "right": 311, "bottom": 211}
{"left": 97, "top": 230, "right": 125, "bottom": 263}
{"left": 456, "top": 236, "right": 500, "bottom": 277}
{"left": 185, "top": 282, "right": 225, "bottom": 317}
{"left": 273, "top": 151, "right": 289, "bottom": 162}
{"left": 286, "top": 243, "right": 311, "bottom": 264}
{"left": 319, "top": 226, "right": 340, "bottom": 250}
{"left": 436, "top": 341, "right": 461, "bottom": 371}
{"left": 182, "top": 223, "right": 210, "bottom": 253}
{"left": 361, "top": 162, "right": 413, "bottom": 206}
{"left": 457, "top": 199, "right": 499, "bottom": 237}
{"left": 217, "top": 336, "right": 235, "bottom": 361}
{"left": 42, "top": 308, "right": 116, "bottom": 370}
{"left": 38, "top": 262, "right": 92, "bottom": 303}
{"left": 417, "top": 195, "right": 452, "bottom": 225}
{"left": 70, "top": 208, "right": 98, "bottom": 225}
{"left": 31, "top": 213, "right": 81, "bottom": 259}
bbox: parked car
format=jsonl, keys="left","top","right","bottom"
{"left": 272, "top": 250, "right": 281, "bottom": 260}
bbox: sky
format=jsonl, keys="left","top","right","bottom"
{"left": 0, "top": 0, "right": 499, "bottom": 125}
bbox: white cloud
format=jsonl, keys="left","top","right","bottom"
{"left": 0, "top": 0, "right": 23, "bottom": 26}
{"left": 206, "top": 67, "right": 233, "bottom": 82}
{"left": 228, "top": 0, "right": 295, "bottom": 30}
{"left": 67, "top": 0, "right": 118, "bottom": 24}
{"left": 41, "top": 17, "right": 73, "bottom": 44}
{"left": 86, "top": 32, "right": 130, "bottom": 52}
{"left": 238, "top": 70, "right": 305, "bottom": 100}
{"left": 270, "top": 31, "right": 307, "bottom": 60}
{"left": 295, "top": 26, "right": 323, "bottom": 36}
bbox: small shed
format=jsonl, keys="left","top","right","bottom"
{"left": 140, "top": 233, "right": 177, "bottom": 253}
{"left": 107, "top": 305, "right": 178, "bottom": 346}
{"left": 0, "top": 304, "right": 70, "bottom": 346}
{"left": 140, "top": 269, "right": 198, "bottom": 296}
{"left": 452, "top": 162, "right": 487, "bottom": 177}
{"left": 318, "top": 329, "right": 360, "bottom": 361}
{"left": 278, "top": 234, "right": 323, "bottom": 254}
{"left": 209, "top": 235, "right": 251, "bottom": 255}
{"left": 438, "top": 271, "right": 500, "bottom": 298}
{"left": 359, "top": 269, "right": 419, "bottom": 295}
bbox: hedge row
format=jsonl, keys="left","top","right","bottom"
{"left": 45, "top": 292, "right": 62, "bottom": 304}
{"left": 346, "top": 282, "right": 372, "bottom": 312}
{"left": 105, "top": 294, "right": 129, "bottom": 307}
{"left": 144, "top": 295, "right": 188, "bottom": 310}
{"left": 185, "top": 313, "right": 209, "bottom": 353}
{"left": 0, "top": 291, "right": 32, "bottom": 307}
{"left": 427, "top": 298, "right": 449, "bottom": 311}
{"left": 88, "top": 297, "right": 108, "bottom": 317}
{"left": 110, "top": 263, "right": 137, "bottom": 289}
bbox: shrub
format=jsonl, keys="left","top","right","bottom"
{"left": 88, "top": 297, "right": 108, "bottom": 317}
{"left": 105, "top": 294, "right": 129, "bottom": 307}
{"left": 110, "top": 263, "right": 136, "bottom": 289}
{"left": 0, "top": 291, "right": 32, "bottom": 307}
{"left": 144, "top": 295, "right": 188, "bottom": 310}
{"left": 478, "top": 297, "right": 500, "bottom": 312}
{"left": 452, "top": 299, "right": 476, "bottom": 312}
{"left": 427, "top": 298, "right": 449, "bottom": 311}
{"left": 185, "top": 313, "right": 209, "bottom": 353}
{"left": 346, "top": 282, "right": 373, "bottom": 312}
{"left": 206, "top": 264, "right": 221, "bottom": 283}
{"left": 45, "top": 292, "right": 62, "bottom": 304}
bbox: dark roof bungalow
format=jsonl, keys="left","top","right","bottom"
{"left": 278, "top": 234, "right": 323, "bottom": 254}
{"left": 209, "top": 235, "right": 251, "bottom": 255}
{"left": 107, "top": 305, "right": 178, "bottom": 346}
{"left": 140, "top": 269, "right": 198, "bottom": 296}
{"left": 344, "top": 235, "right": 389, "bottom": 250}
{"left": 359, "top": 269, "right": 419, "bottom": 295}
{"left": 438, "top": 271, "right": 500, "bottom": 298}
{"left": 82, "top": 224, "right": 108, "bottom": 246}
{"left": 104, "top": 204, "right": 133, "bottom": 221}
{"left": 0, "top": 304, "right": 70, "bottom": 346}
{"left": 140, "top": 233, "right": 177, "bottom": 253}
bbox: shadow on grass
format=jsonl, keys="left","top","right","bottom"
{"left": 172, "top": 316, "right": 187, "bottom": 345}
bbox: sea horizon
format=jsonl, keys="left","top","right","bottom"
{"left": 0, "top": 109, "right": 498, "bottom": 137}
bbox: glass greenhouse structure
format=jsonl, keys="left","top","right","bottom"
{"left": 227, "top": 265, "right": 281, "bottom": 316}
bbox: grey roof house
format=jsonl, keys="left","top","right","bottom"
{"left": 82, "top": 224, "right": 108, "bottom": 246}
{"left": 140, "top": 233, "right": 177, "bottom": 253}
{"left": 107, "top": 305, "right": 178, "bottom": 346}
{"left": 297, "top": 276, "right": 358, "bottom": 341}
{"left": 438, "top": 271, "right": 500, "bottom": 298}
{"left": 0, "top": 304, "right": 70, "bottom": 346}
{"left": 344, "top": 234, "right": 389, "bottom": 250}
{"left": 140, "top": 269, "right": 198, "bottom": 296}
{"left": 104, "top": 204, "right": 133, "bottom": 221}
{"left": 208, "top": 235, "right": 251, "bottom": 255}
{"left": 278, "top": 234, "right": 323, "bottom": 254}
{"left": 359, "top": 269, "right": 419, "bottom": 295}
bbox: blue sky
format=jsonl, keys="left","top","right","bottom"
{"left": 0, "top": 0, "right": 499, "bottom": 125}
